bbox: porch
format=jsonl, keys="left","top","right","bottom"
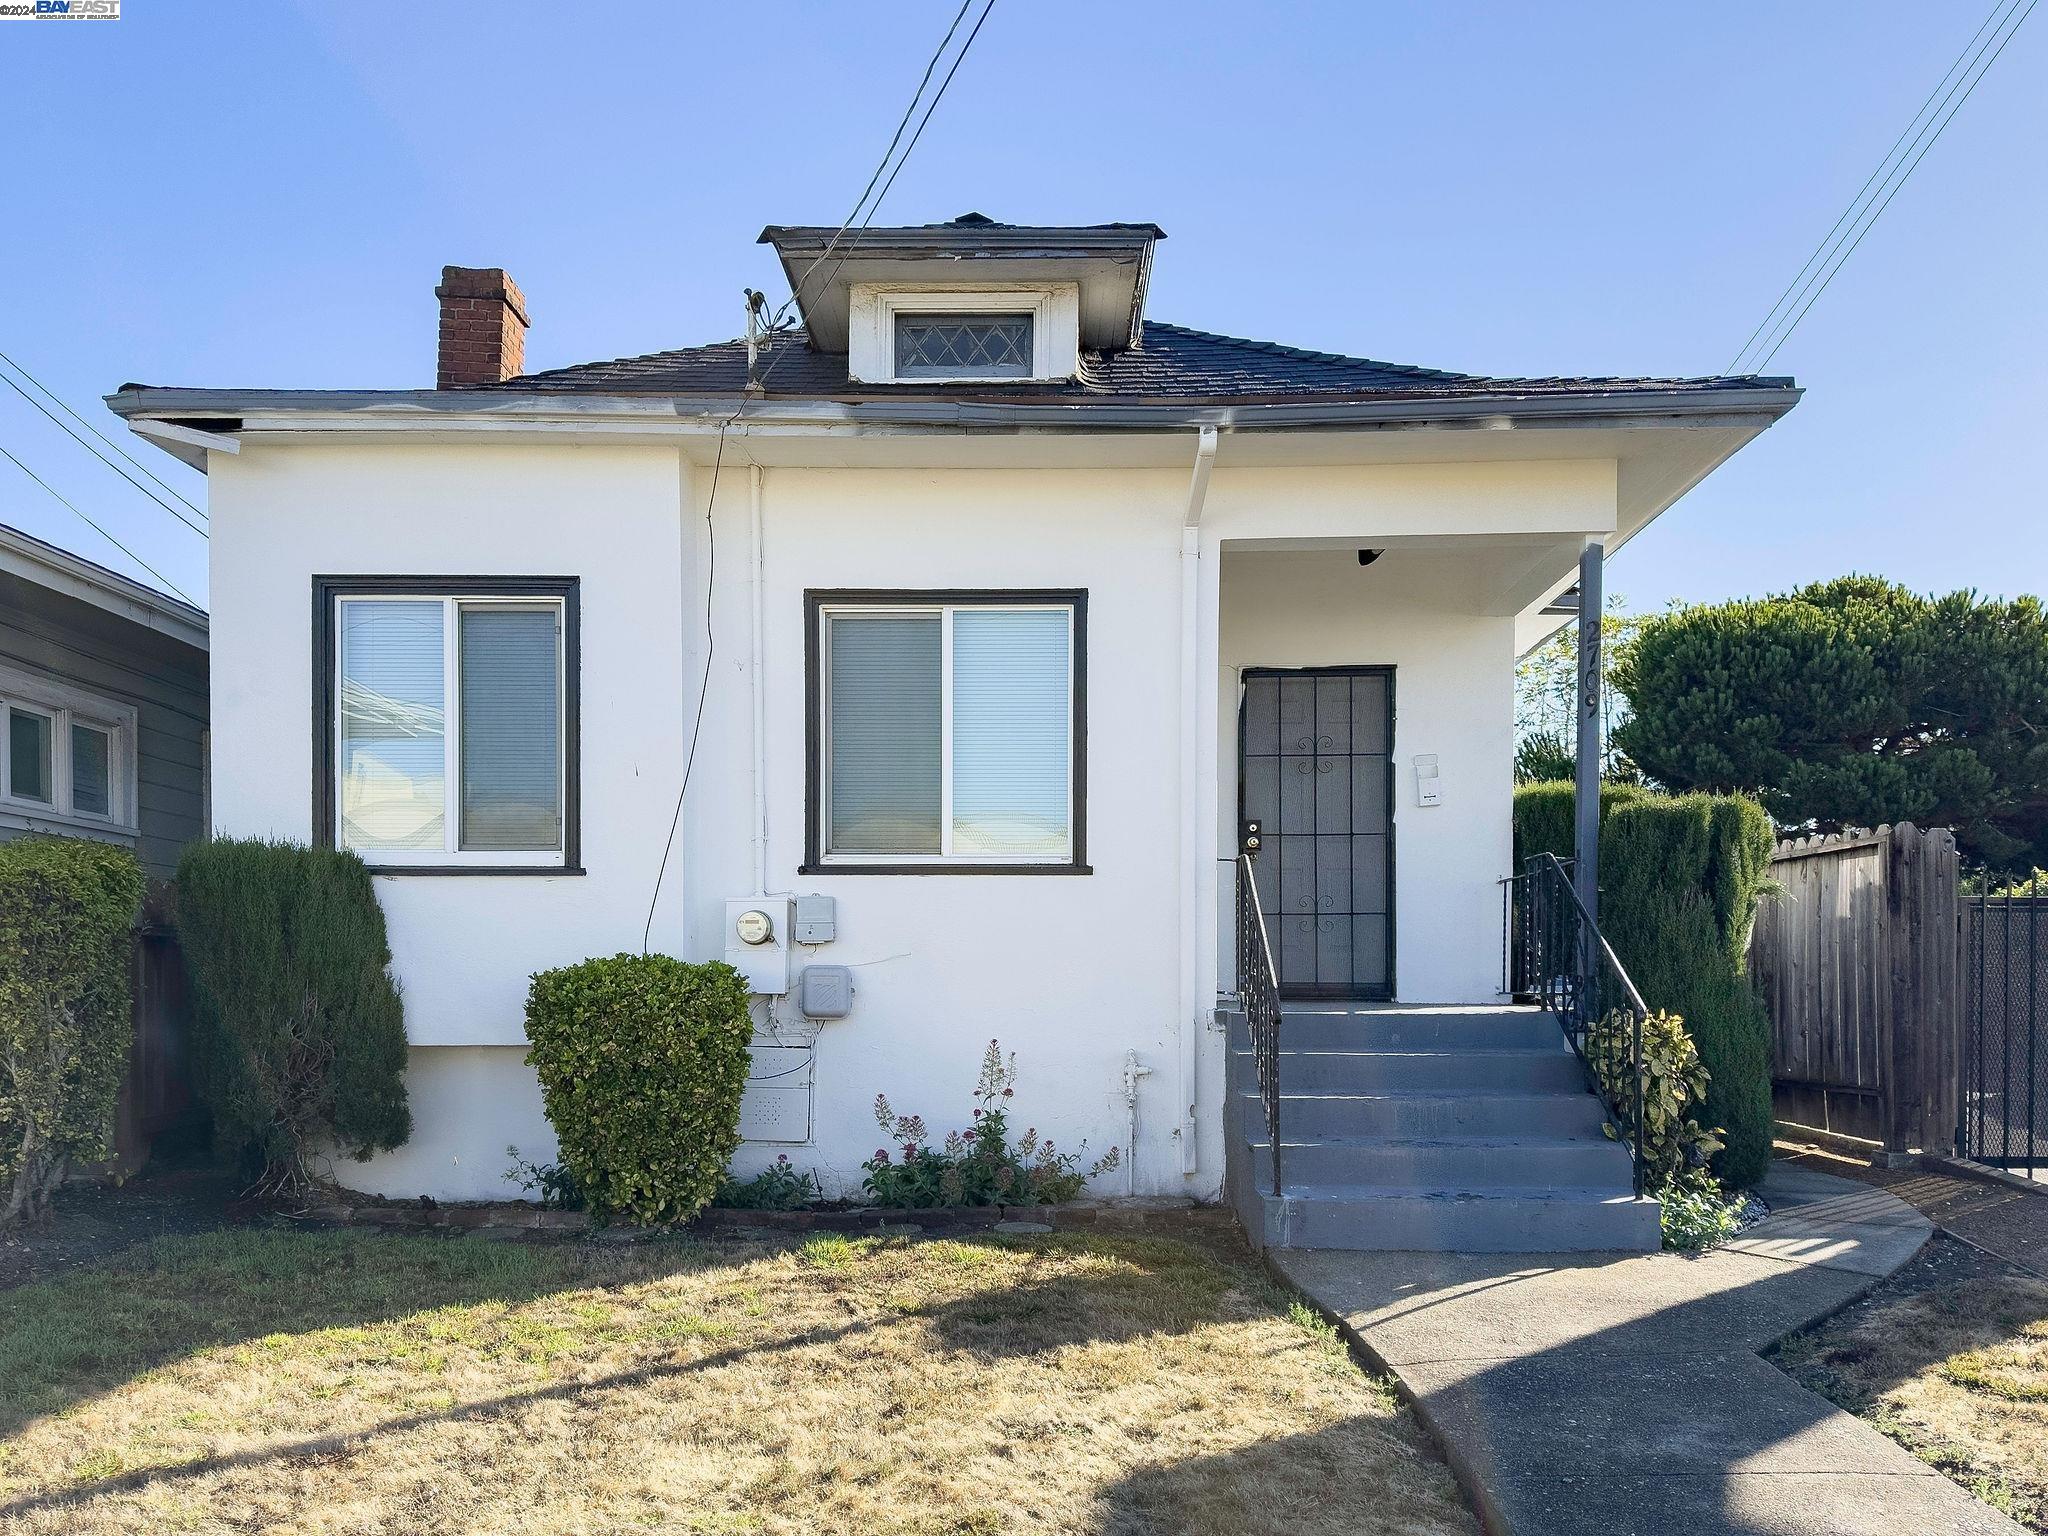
{"left": 1197, "top": 503, "right": 1648, "bottom": 1252}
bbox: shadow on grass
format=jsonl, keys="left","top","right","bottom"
{"left": 911, "top": 1231, "right": 1239, "bottom": 1360}
{"left": 0, "top": 1226, "right": 1259, "bottom": 1524}
{"left": 1094, "top": 1418, "right": 1468, "bottom": 1536}
{"left": 0, "top": 1227, "right": 718, "bottom": 1441}
{"left": 1767, "top": 1237, "right": 2048, "bottom": 1407}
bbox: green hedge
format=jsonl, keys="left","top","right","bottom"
{"left": 524, "top": 954, "right": 752, "bottom": 1225}
{"left": 176, "top": 839, "right": 410, "bottom": 1188}
{"left": 1511, "top": 780, "right": 1648, "bottom": 865}
{"left": 0, "top": 837, "right": 144, "bottom": 1227}
{"left": 1512, "top": 784, "right": 1776, "bottom": 1187}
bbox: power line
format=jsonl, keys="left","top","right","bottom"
{"left": 853, "top": 0, "right": 998, "bottom": 254}
{"left": 1725, "top": 1, "right": 2009, "bottom": 375}
{"left": 0, "top": 442, "right": 197, "bottom": 604}
{"left": 768, "top": 0, "right": 998, "bottom": 343}
{"left": 0, "top": 348, "right": 206, "bottom": 521}
{"left": 1753, "top": 0, "right": 2037, "bottom": 373}
{"left": 643, "top": 2, "right": 999, "bottom": 947}
{"left": 0, "top": 360, "right": 208, "bottom": 537}
{"left": 1729, "top": 0, "right": 2037, "bottom": 374}
{"left": 772, "top": 0, "right": 1000, "bottom": 356}
{"left": 772, "top": 0, "right": 977, "bottom": 331}
{"left": 642, "top": 421, "right": 724, "bottom": 956}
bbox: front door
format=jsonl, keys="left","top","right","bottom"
{"left": 1239, "top": 668, "right": 1394, "bottom": 1000}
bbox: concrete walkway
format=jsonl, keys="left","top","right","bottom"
{"left": 1778, "top": 1142, "right": 2048, "bottom": 1277}
{"left": 1275, "top": 1162, "right": 2028, "bottom": 1536}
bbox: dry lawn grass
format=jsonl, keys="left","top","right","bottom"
{"left": 1774, "top": 1248, "right": 2048, "bottom": 1532}
{"left": 0, "top": 1227, "right": 1472, "bottom": 1535}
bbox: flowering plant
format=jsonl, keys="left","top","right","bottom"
{"left": 862, "top": 1040, "right": 1120, "bottom": 1208}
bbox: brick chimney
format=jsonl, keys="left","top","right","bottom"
{"left": 434, "top": 266, "right": 528, "bottom": 387}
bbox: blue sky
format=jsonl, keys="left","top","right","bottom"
{"left": 2, "top": 1, "right": 2042, "bottom": 613}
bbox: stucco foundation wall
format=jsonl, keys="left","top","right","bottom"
{"left": 208, "top": 443, "right": 1595, "bottom": 1204}
{"left": 313, "top": 1045, "right": 551, "bottom": 1202}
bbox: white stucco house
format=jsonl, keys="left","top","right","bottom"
{"left": 111, "top": 215, "right": 1798, "bottom": 1246}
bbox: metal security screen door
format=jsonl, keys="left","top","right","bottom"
{"left": 1239, "top": 668, "right": 1394, "bottom": 999}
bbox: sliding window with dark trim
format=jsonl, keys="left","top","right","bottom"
{"left": 313, "top": 576, "right": 581, "bottom": 875}
{"left": 803, "top": 589, "right": 1088, "bottom": 875}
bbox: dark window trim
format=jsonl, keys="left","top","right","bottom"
{"left": 312, "top": 575, "right": 582, "bottom": 877}
{"left": 1237, "top": 664, "right": 1396, "bottom": 1001}
{"left": 802, "top": 588, "right": 1089, "bottom": 876}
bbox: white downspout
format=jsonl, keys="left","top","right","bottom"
{"left": 749, "top": 462, "right": 767, "bottom": 897}
{"left": 1177, "top": 425, "right": 1219, "bottom": 1177}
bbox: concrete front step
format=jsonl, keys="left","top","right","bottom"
{"left": 1249, "top": 1185, "right": 1661, "bottom": 1253}
{"left": 1233, "top": 1007, "right": 1563, "bottom": 1053}
{"left": 1239, "top": 1090, "right": 1610, "bottom": 1141}
{"left": 1234, "top": 1046, "right": 1588, "bottom": 1095}
{"left": 1245, "top": 1133, "right": 1635, "bottom": 1189}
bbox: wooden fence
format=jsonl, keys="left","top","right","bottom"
{"left": 111, "top": 915, "right": 200, "bottom": 1171}
{"left": 1751, "top": 822, "right": 1960, "bottom": 1156}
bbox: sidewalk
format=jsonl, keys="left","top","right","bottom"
{"left": 1776, "top": 1142, "right": 2048, "bottom": 1277}
{"left": 1275, "top": 1161, "right": 2026, "bottom": 1536}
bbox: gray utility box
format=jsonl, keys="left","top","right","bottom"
{"left": 797, "top": 964, "right": 854, "bottom": 1019}
{"left": 795, "top": 894, "right": 837, "bottom": 944}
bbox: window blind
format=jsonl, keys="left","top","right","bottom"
{"left": 338, "top": 600, "right": 446, "bottom": 850}
{"left": 951, "top": 609, "right": 1070, "bottom": 857}
{"left": 827, "top": 612, "right": 942, "bottom": 853}
{"left": 9, "top": 708, "right": 51, "bottom": 805}
{"left": 70, "top": 722, "right": 110, "bottom": 816}
{"left": 459, "top": 605, "right": 562, "bottom": 852}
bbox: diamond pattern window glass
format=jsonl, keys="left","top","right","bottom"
{"left": 893, "top": 313, "right": 1033, "bottom": 379}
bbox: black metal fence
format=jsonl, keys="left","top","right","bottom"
{"left": 1961, "top": 883, "right": 2047, "bottom": 1174}
{"left": 1503, "top": 852, "right": 1648, "bottom": 1197}
{"left": 1236, "top": 845, "right": 1284, "bottom": 1197}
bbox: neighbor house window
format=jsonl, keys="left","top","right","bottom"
{"left": 316, "top": 577, "right": 579, "bottom": 872}
{"left": 893, "top": 312, "right": 1034, "bottom": 379}
{"left": 805, "top": 590, "right": 1087, "bottom": 873}
{"left": 0, "top": 663, "right": 135, "bottom": 834}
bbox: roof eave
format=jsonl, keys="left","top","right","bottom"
{"left": 0, "top": 521, "right": 208, "bottom": 645}
{"left": 107, "top": 382, "right": 1802, "bottom": 436}
{"left": 757, "top": 223, "right": 1165, "bottom": 257}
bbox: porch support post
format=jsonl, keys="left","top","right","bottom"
{"left": 1573, "top": 539, "right": 1604, "bottom": 926}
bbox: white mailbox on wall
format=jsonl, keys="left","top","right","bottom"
{"left": 1413, "top": 754, "right": 1442, "bottom": 808}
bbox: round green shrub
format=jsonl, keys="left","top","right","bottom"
{"left": 0, "top": 836, "right": 145, "bottom": 1227}
{"left": 524, "top": 954, "right": 752, "bottom": 1225}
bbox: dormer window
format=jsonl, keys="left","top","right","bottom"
{"left": 894, "top": 312, "right": 1033, "bottom": 379}
{"left": 846, "top": 284, "right": 1081, "bottom": 384}
{"left": 759, "top": 215, "right": 1161, "bottom": 382}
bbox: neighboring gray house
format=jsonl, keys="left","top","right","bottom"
{"left": 0, "top": 521, "right": 208, "bottom": 880}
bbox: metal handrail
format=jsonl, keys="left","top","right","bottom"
{"left": 1503, "top": 851, "right": 1649, "bottom": 1198}
{"left": 1236, "top": 852, "right": 1284, "bottom": 1197}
